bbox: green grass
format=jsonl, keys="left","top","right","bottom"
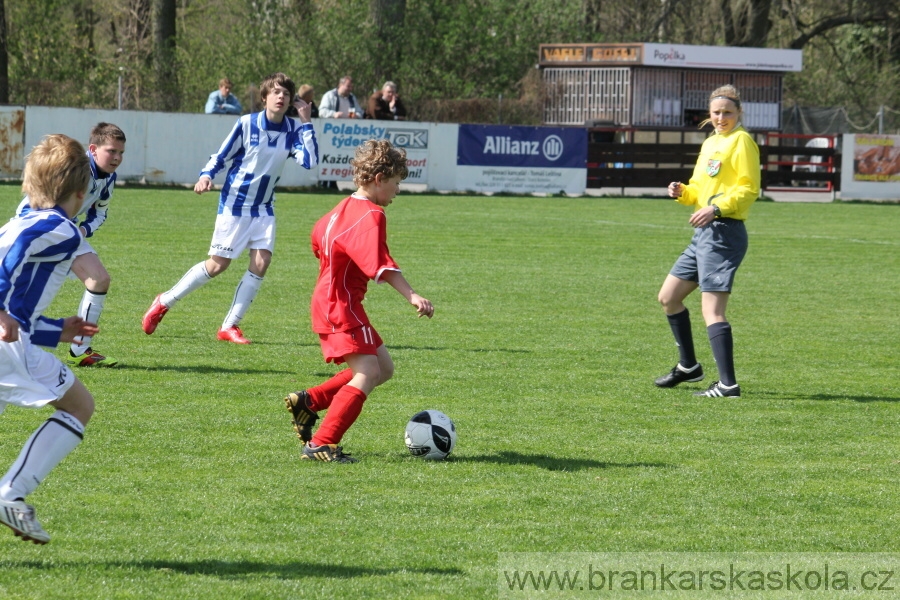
{"left": 0, "top": 184, "right": 897, "bottom": 599}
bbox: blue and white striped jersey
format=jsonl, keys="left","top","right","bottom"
{"left": 0, "top": 207, "right": 81, "bottom": 347}
{"left": 16, "top": 151, "right": 116, "bottom": 238}
{"left": 200, "top": 112, "right": 319, "bottom": 217}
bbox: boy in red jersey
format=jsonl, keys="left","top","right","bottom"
{"left": 283, "top": 139, "right": 433, "bottom": 463}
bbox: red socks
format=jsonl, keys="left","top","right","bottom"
{"left": 307, "top": 369, "right": 353, "bottom": 411}
{"left": 312, "top": 385, "right": 367, "bottom": 446}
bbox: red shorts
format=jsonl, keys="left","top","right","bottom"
{"left": 319, "top": 325, "right": 383, "bottom": 364}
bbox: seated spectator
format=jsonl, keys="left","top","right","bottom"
{"left": 205, "top": 78, "right": 243, "bottom": 115}
{"left": 288, "top": 84, "right": 319, "bottom": 119}
{"left": 367, "top": 81, "right": 407, "bottom": 121}
{"left": 299, "top": 85, "right": 319, "bottom": 118}
{"left": 319, "top": 76, "right": 362, "bottom": 119}
{"left": 245, "top": 84, "right": 263, "bottom": 113}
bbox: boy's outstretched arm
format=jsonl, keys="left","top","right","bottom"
{"left": 380, "top": 270, "right": 434, "bottom": 318}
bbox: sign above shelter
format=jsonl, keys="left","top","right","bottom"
{"left": 540, "top": 42, "right": 802, "bottom": 72}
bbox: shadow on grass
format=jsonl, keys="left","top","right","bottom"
{"left": 392, "top": 344, "right": 531, "bottom": 354}
{"left": 1, "top": 559, "right": 464, "bottom": 580}
{"left": 112, "top": 364, "right": 294, "bottom": 375}
{"left": 457, "top": 451, "right": 676, "bottom": 472}
{"left": 134, "top": 333, "right": 320, "bottom": 349}
{"left": 765, "top": 391, "right": 900, "bottom": 403}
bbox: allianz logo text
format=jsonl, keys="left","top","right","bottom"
{"left": 482, "top": 135, "right": 564, "bottom": 161}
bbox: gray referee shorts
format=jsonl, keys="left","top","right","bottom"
{"left": 669, "top": 218, "right": 748, "bottom": 292}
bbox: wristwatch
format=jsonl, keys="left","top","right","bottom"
{"left": 712, "top": 205, "right": 722, "bottom": 218}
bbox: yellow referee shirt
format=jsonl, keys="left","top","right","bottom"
{"left": 677, "top": 125, "right": 760, "bottom": 221}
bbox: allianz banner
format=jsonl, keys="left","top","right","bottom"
{"left": 456, "top": 124, "right": 587, "bottom": 194}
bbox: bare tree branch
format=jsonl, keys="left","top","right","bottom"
{"left": 789, "top": 13, "right": 889, "bottom": 49}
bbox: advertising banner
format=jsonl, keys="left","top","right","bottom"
{"left": 538, "top": 43, "right": 802, "bottom": 72}
{"left": 852, "top": 134, "right": 900, "bottom": 182}
{"left": 641, "top": 43, "right": 802, "bottom": 72}
{"left": 456, "top": 125, "right": 587, "bottom": 194}
{"left": 840, "top": 133, "right": 900, "bottom": 200}
{"left": 317, "top": 121, "right": 429, "bottom": 183}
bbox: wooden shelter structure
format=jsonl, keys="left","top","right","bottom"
{"left": 539, "top": 42, "right": 802, "bottom": 132}
{"left": 535, "top": 43, "right": 841, "bottom": 191}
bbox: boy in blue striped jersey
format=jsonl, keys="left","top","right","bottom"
{"left": 142, "top": 72, "right": 319, "bottom": 344}
{"left": 0, "top": 134, "right": 100, "bottom": 544}
{"left": 15, "top": 123, "right": 126, "bottom": 368}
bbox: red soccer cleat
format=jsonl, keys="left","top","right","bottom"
{"left": 142, "top": 294, "right": 169, "bottom": 335}
{"left": 217, "top": 326, "right": 251, "bottom": 345}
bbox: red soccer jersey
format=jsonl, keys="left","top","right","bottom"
{"left": 310, "top": 195, "right": 400, "bottom": 333}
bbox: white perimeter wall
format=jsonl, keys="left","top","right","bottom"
{"left": 0, "top": 106, "right": 489, "bottom": 192}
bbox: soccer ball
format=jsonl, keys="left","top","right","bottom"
{"left": 404, "top": 410, "right": 457, "bottom": 460}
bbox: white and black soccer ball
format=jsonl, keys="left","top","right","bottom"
{"left": 404, "top": 409, "right": 457, "bottom": 460}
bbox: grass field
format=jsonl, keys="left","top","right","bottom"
{"left": 0, "top": 184, "right": 897, "bottom": 599}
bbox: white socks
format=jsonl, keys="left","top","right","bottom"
{"left": 0, "top": 411, "right": 84, "bottom": 502}
{"left": 71, "top": 290, "right": 106, "bottom": 355}
{"left": 159, "top": 264, "right": 263, "bottom": 329}
{"left": 161, "top": 261, "right": 213, "bottom": 306}
{"left": 222, "top": 271, "right": 263, "bottom": 329}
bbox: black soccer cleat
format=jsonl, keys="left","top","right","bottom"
{"left": 284, "top": 390, "right": 318, "bottom": 443}
{"left": 654, "top": 363, "right": 704, "bottom": 388}
{"left": 301, "top": 443, "right": 358, "bottom": 463}
{"left": 693, "top": 381, "right": 741, "bottom": 398}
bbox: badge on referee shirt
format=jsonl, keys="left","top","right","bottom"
{"left": 706, "top": 159, "right": 721, "bottom": 177}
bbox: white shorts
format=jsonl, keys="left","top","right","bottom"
{"left": 0, "top": 333, "right": 76, "bottom": 416}
{"left": 209, "top": 214, "right": 275, "bottom": 259}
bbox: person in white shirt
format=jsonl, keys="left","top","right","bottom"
{"left": 15, "top": 123, "right": 126, "bottom": 368}
{"left": 319, "top": 76, "right": 363, "bottom": 119}
{"left": 142, "top": 72, "right": 319, "bottom": 345}
{"left": 0, "top": 134, "right": 99, "bottom": 545}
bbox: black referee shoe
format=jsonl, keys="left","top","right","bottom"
{"left": 654, "top": 363, "right": 704, "bottom": 388}
{"left": 693, "top": 381, "right": 741, "bottom": 398}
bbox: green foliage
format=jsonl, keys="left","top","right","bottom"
{"left": 0, "top": 186, "right": 897, "bottom": 598}
{"left": 768, "top": 3, "right": 900, "bottom": 130}
{"left": 6, "top": 0, "right": 98, "bottom": 105}
{"left": 2, "top": 0, "right": 900, "bottom": 125}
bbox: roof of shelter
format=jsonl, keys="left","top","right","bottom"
{"left": 539, "top": 43, "right": 802, "bottom": 73}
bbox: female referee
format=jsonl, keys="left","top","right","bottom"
{"left": 654, "top": 84, "right": 760, "bottom": 398}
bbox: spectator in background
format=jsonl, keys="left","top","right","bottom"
{"left": 319, "top": 76, "right": 362, "bottom": 119}
{"left": 299, "top": 85, "right": 319, "bottom": 118}
{"left": 205, "top": 78, "right": 243, "bottom": 115}
{"left": 367, "top": 81, "right": 407, "bottom": 121}
{"left": 245, "top": 84, "right": 263, "bottom": 113}
{"left": 288, "top": 85, "right": 319, "bottom": 119}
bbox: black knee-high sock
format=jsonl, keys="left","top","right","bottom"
{"left": 666, "top": 309, "right": 697, "bottom": 368}
{"left": 707, "top": 321, "right": 736, "bottom": 386}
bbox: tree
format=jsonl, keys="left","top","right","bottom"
{"left": 370, "top": 0, "right": 405, "bottom": 85}
{"left": 583, "top": 0, "right": 603, "bottom": 37}
{"left": 0, "top": 0, "right": 897, "bottom": 129}
{"left": 721, "top": 0, "right": 773, "bottom": 47}
{"left": 0, "top": 0, "right": 8, "bottom": 103}
{"left": 780, "top": 0, "right": 895, "bottom": 49}
{"left": 152, "top": 0, "right": 177, "bottom": 110}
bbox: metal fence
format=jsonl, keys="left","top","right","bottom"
{"left": 543, "top": 67, "right": 631, "bottom": 126}
{"left": 543, "top": 67, "right": 783, "bottom": 130}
